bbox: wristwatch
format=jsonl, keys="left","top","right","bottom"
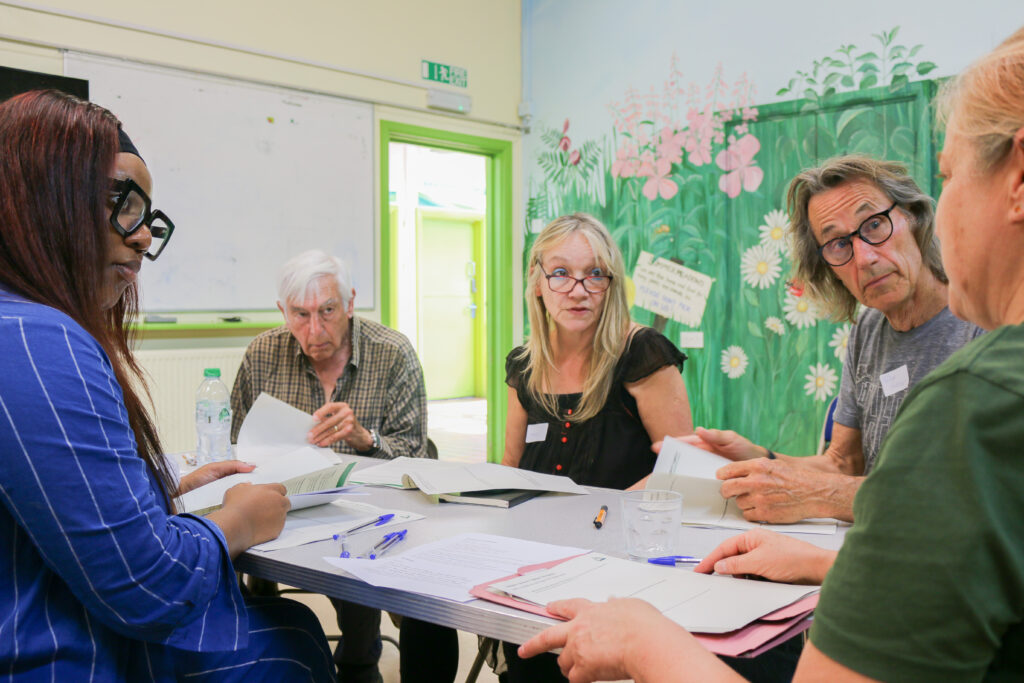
{"left": 368, "top": 428, "right": 382, "bottom": 453}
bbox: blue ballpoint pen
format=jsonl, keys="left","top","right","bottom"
{"left": 366, "top": 529, "right": 408, "bottom": 560}
{"left": 339, "top": 513, "right": 395, "bottom": 536}
{"left": 648, "top": 555, "right": 702, "bottom": 566}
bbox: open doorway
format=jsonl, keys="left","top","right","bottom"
{"left": 389, "top": 143, "right": 488, "bottom": 463}
{"left": 380, "top": 121, "right": 515, "bottom": 464}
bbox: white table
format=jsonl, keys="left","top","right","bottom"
{"left": 234, "top": 454, "right": 849, "bottom": 645}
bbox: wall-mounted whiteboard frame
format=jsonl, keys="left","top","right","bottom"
{"left": 65, "top": 52, "right": 375, "bottom": 312}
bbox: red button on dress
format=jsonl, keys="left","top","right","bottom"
{"left": 561, "top": 437, "right": 567, "bottom": 443}
{"left": 555, "top": 464, "right": 562, "bottom": 471}
{"left": 564, "top": 422, "right": 571, "bottom": 428}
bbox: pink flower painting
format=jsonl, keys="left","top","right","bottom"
{"left": 641, "top": 158, "right": 678, "bottom": 200}
{"left": 715, "top": 134, "right": 763, "bottom": 198}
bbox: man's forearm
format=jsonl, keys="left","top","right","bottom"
{"left": 810, "top": 473, "right": 861, "bottom": 522}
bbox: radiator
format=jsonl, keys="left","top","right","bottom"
{"left": 134, "top": 347, "right": 247, "bottom": 454}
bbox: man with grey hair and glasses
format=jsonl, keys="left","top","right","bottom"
{"left": 231, "top": 249, "right": 429, "bottom": 683}
{"left": 685, "top": 155, "right": 983, "bottom": 523}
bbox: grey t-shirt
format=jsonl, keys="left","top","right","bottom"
{"left": 834, "top": 306, "right": 984, "bottom": 473}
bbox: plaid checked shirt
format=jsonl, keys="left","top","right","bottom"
{"left": 230, "top": 316, "right": 428, "bottom": 459}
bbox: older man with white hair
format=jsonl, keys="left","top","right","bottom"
{"left": 231, "top": 249, "right": 430, "bottom": 683}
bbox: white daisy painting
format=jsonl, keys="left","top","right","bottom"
{"left": 804, "top": 362, "right": 838, "bottom": 402}
{"left": 783, "top": 293, "right": 819, "bottom": 329}
{"left": 721, "top": 345, "right": 749, "bottom": 379}
{"left": 758, "top": 209, "right": 789, "bottom": 252}
{"left": 829, "top": 323, "right": 852, "bottom": 362}
{"left": 740, "top": 244, "right": 782, "bottom": 289}
{"left": 765, "top": 316, "right": 785, "bottom": 335}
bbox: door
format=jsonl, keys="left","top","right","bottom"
{"left": 417, "top": 209, "right": 485, "bottom": 399}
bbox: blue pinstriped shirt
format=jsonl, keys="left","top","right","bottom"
{"left": 0, "top": 292, "right": 249, "bottom": 680}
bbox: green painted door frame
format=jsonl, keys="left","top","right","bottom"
{"left": 379, "top": 121, "right": 514, "bottom": 463}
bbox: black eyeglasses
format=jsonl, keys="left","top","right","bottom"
{"left": 539, "top": 265, "right": 613, "bottom": 293}
{"left": 108, "top": 178, "right": 175, "bottom": 261}
{"left": 818, "top": 202, "right": 897, "bottom": 267}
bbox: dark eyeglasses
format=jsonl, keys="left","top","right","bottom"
{"left": 108, "top": 178, "right": 175, "bottom": 261}
{"left": 818, "top": 202, "right": 897, "bottom": 267}
{"left": 539, "top": 265, "right": 613, "bottom": 293}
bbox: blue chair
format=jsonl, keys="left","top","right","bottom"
{"left": 816, "top": 397, "right": 839, "bottom": 455}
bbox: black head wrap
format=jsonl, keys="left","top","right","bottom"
{"left": 117, "top": 126, "right": 144, "bottom": 163}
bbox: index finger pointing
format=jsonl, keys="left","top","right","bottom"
{"left": 519, "top": 623, "right": 570, "bottom": 658}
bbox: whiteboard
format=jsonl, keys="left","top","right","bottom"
{"left": 65, "top": 53, "right": 375, "bottom": 311}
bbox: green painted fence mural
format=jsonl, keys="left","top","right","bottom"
{"left": 525, "top": 27, "right": 941, "bottom": 455}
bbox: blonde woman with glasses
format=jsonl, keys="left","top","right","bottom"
{"left": 500, "top": 212, "right": 692, "bottom": 679}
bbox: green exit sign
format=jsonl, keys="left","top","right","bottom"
{"left": 421, "top": 60, "right": 468, "bottom": 88}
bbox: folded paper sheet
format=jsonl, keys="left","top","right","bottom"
{"left": 651, "top": 438, "right": 837, "bottom": 535}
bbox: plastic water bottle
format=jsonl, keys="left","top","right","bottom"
{"left": 195, "top": 368, "right": 232, "bottom": 464}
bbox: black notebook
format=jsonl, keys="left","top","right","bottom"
{"left": 437, "top": 489, "right": 545, "bottom": 508}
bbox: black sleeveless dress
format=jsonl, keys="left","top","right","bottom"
{"left": 505, "top": 326, "right": 687, "bottom": 490}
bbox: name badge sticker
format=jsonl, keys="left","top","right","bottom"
{"left": 880, "top": 364, "right": 910, "bottom": 397}
{"left": 525, "top": 423, "right": 549, "bottom": 443}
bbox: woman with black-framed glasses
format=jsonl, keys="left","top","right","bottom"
{"left": 499, "top": 212, "right": 693, "bottom": 682}
{"left": 0, "top": 90, "right": 333, "bottom": 682}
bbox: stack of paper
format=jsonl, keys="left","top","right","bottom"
{"left": 323, "top": 533, "right": 587, "bottom": 602}
{"left": 649, "top": 438, "right": 837, "bottom": 535}
{"left": 473, "top": 552, "right": 819, "bottom": 657}
{"left": 350, "top": 456, "right": 588, "bottom": 496}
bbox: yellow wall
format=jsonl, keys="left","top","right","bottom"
{"left": 0, "top": 0, "right": 525, "bottom": 345}
{"left": 0, "top": 0, "right": 522, "bottom": 126}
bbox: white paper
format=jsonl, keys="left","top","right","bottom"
{"left": 406, "top": 462, "right": 587, "bottom": 495}
{"left": 649, "top": 438, "right": 837, "bottom": 535}
{"left": 678, "top": 331, "right": 705, "bottom": 349}
{"left": 179, "top": 446, "right": 338, "bottom": 513}
{"left": 323, "top": 533, "right": 587, "bottom": 602}
{"left": 488, "top": 553, "right": 818, "bottom": 634}
{"left": 252, "top": 500, "right": 424, "bottom": 552}
{"left": 525, "top": 423, "right": 548, "bottom": 443}
{"left": 349, "top": 456, "right": 464, "bottom": 488}
{"left": 235, "top": 393, "right": 321, "bottom": 465}
{"left": 632, "top": 251, "right": 714, "bottom": 327}
{"left": 880, "top": 364, "right": 910, "bottom": 397}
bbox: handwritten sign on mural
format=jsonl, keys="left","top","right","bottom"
{"left": 632, "top": 251, "right": 714, "bottom": 327}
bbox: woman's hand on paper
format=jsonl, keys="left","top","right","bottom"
{"left": 309, "top": 401, "right": 373, "bottom": 451}
{"left": 206, "top": 483, "right": 290, "bottom": 557}
{"left": 176, "top": 460, "right": 255, "bottom": 495}
{"left": 520, "top": 597, "right": 734, "bottom": 683}
{"left": 695, "top": 529, "right": 836, "bottom": 585}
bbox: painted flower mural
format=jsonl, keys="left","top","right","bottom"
{"left": 525, "top": 26, "right": 939, "bottom": 455}
{"left": 716, "top": 134, "right": 764, "bottom": 198}
{"left": 721, "top": 346, "right": 749, "bottom": 379}
{"left": 758, "top": 210, "right": 789, "bottom": 252}
{"left": 765, "top": 316, "right": 785, "bottom": 335}
{"left": 783, "top": 293, "right": 819, "bottom": 329}
{"left": 804, "top": 363, "right": 839, "bottom": 402}
{"left": 830, "top": 323, "right": 852, "bottom": 362}
{"left": 740, "top": 244, "right": 782, "bottom": 289}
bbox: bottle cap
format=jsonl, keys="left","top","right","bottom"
{"left": 203, "top": 368, "right": 221, "bottom": 378}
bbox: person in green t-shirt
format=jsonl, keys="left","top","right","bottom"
{"left": 517, "top": 25, "right": 1024, "bottom": 683}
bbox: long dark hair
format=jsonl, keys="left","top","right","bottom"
{"left": 0, "top": 90, "right": 176, "bottom": 510}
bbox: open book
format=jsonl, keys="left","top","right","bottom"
{"left": 179, "top": 450, "right": 358, "bottom": 515}
{"left": 349, "top": 456, "right": 588, "bottom": 496}
{"left": 179, "top": 394, "right": 360, "bottom": 515}
{"left": 650, "top": 438, "right": 837, "bottom": 535}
